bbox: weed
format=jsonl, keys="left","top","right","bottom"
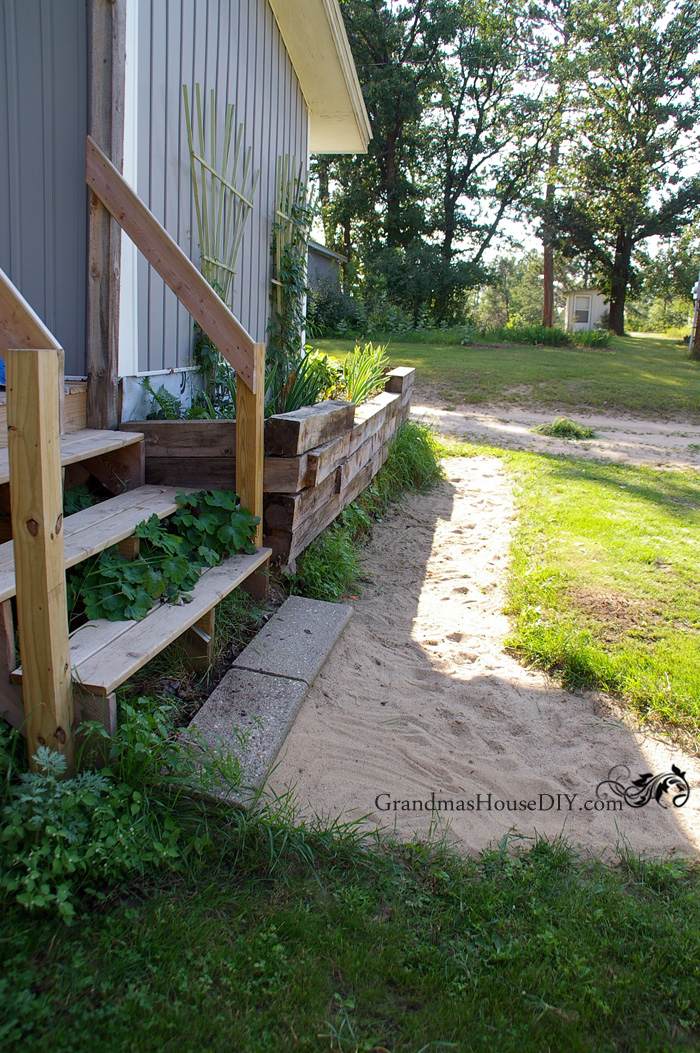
{"left": 534, "top": 417, "right": 596, "bottom": 440}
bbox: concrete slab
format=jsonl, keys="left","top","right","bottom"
{"left": 233, "top": 595, "right": 352, "bottom": 685}
{"left": 185, "top": 668, "right": 308, "bottom": 794}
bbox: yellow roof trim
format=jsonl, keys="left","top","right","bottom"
{"left": 268, "top": 0, "right": 371, "bottom": 154}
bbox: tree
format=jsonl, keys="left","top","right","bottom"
{"left": 316, "top": 0, "right": 547, "bottom": 323}
{"left": 546, "top": 0, "right": 700, "bottom": 334}
{"left": 424, "top": 0, "right": 549, "bottom": 319}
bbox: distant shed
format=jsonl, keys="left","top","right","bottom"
{"left": 564, "top": 289, "right": 608, "bottom": 331}
{"left": 308, "top": 241, "right": 347, "bottom": 290}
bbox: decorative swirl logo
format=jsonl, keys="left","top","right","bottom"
{"left": 596, "top": 764, "right": 690, "bottom": 809}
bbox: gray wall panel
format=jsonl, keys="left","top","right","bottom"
{"left": 0, "top": 0, "right": 88, "bottom": 376}
{"left": 136, "top": 0, "right": 308, "bottom": 373}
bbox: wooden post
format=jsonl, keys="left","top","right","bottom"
{"left": 6, "top": 349, "right": 73, "bottom": 768}
{"left": 87, "top": 0, "right": 126, "bottom": 430}
{"left": 236, "top": 342, "right": 265, "bottom": 546}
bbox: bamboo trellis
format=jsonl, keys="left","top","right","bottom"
{"left": 183, "top": 84, "right": 260, "bottom": 310}
{"left": 271, "top": 154, "right": 317, "bottom": 317}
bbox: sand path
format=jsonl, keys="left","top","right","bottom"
{"left": 270, "top": 446, "right": 700, "bottom": 857}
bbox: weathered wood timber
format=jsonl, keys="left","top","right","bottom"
{"left": 263, "top": 469, "right": 340, "bottom": 533}
{"left": 264, "top": 400, "right": 355, "bottom": 456}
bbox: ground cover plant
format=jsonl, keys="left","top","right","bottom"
{"left": 317, "top": 332, "right": 700, "bottom": 420}
{"left": 3, "top": 825, "right": 700, "bottom": 1051}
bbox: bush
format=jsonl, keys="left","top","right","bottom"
{"left": 479, "top": 324, "right": 570, "bottom": 346}
{"left": 571, "top": 329, "right": 613, "bottom": 348}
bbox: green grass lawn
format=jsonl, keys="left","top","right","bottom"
{"left": 5, "top": 833, "right": 700, "bottom": 1051}
{"left": 500, "top": 452, "right": 700, "bottom": 735}
{"left": 317, "top": 332, "right": 700, "bottom": 420}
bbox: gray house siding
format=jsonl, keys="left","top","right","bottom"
{"left": 135, "top": 0, "right": 309, "bottom": 373}
{"left": 0, "top": 0, "right": 88, "bottom": 377}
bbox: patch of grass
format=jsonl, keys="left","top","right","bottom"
{"left": 500, "top": 452, "right": 700, "bottom": 733}
{"left": 4, "top": 832, "right": 700, "bottom": 1051}
{"left": 534, "top": 417, "right": 596, "bottom": 440}
{"left": 317, "top": 331, "right": 700, "bottom": 420}
{"left": 289, "top": 421, "right": 442, "bottom": 601}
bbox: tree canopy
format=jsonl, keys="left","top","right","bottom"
{"left": 312, "top": 0, "right": 700, "bottom": 333}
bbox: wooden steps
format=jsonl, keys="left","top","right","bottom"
{"left": 0, "top": 485, "right": 181, "bottom": 603}
{"left": 11, "top": 547, "right": 271, "bottom": 699}
{"left": 0, "top": 428, "right": 143, "bottom": 486}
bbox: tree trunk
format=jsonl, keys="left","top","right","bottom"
{"left": 608, "top": 231, "right": 633, "bottom": 335}
{"left": 541, "top": 141, "right": 560, "bottom": 328}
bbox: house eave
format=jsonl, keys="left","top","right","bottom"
{"left": 267, "top": 0, "right": 371, "bottom": 154}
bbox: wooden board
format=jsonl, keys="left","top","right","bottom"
{"left": 0, "top": 428, "right": 143, "bottom": 486}
{"left": 7, "top": 349, "right": 73, "bottom": 764}
{"left": 86, "top": 0, "right": 126, "bottom": 430}
{"left": 306, "top": 431, "right": 351, "bottom": 487}
{"left": 339, "top": 416, "right": 397, "bottom": 491}
{"left": 86, "top": 137, "right": 257, "bottom": 391}
{"left": 236, "top": 345, "right": 265, "bottom": 544}
{"left": 142, "top": 455, "right": 236, "bottom": 490}
{"left": 120, "top": 419, "right": 237, "bottom": 457}
{"left": 347, "top": 391, "right": 402, "bottom": 455}
{"left": 263, "top": 453, "right": 310, "bottom": 492}
{"left": 13, "top": 547, "right": 271, "bottom": 697}
{"left": 265, "top": 444, "right": 390, "bottom": 564}
{"left": 0, "top": 266, "right": 61, "bottom": 353}
{"left": 0, "top": 486, "right": 181, "bottom": 603}
{"left": 264, "top": 400, "right": 355, "bottom": 456}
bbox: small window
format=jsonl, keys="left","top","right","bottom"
{"left": 574, "top": 296, "right": 591, "bottom": 324}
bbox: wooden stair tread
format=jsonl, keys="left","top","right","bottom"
{"left": 0, "top": 428, "right": 144, "bottom": 485}
{"left": 0, "top": 484, "right": 182, "bottom": 603}
{"left": 11, "top": 547, "right": 271, "bottom": 695}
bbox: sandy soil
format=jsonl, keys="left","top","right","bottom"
{"left": 411, "top": 394, "right": 700, "bottom": 468}
{"left": 270, "top": 453, "right": 700, "bottom": 857}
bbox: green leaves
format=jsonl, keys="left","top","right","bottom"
{"left": 68, "top": 491, "right": 259, "bottom": 624}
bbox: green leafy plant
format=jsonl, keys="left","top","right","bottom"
{"left": 571, "top": 328, "right": 613, "bottom": 348}
{"left": 0, "top": 702, "right": 246, "bottom": 920}
{"left": 267, "top": 157, "right": 317, "bottom": 373}
{"left": 68, "top": 491, "right": 259, "bottom": 624}
{"left": 264, "top": 347, "right": 342, "bottom": 417}
{"left": 63, "top": 485, "right": 100, "bottom": 516}
{"left": 141, "top": 376, "right": 184, "bottom": 421}
{"left": 341, "top": 342, "right": 389, "bottom": 404}
{"left": 533, "top": 417, "right": 596, "bottom": 440}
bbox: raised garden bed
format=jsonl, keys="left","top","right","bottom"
{"left": 120, "top": 366, "right": 415, "bottom": 565}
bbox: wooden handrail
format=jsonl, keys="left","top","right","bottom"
{"left": 86, "top": 135, "right": 258, "bottom": 392}
{"left": 0, "top": 267, "right": 61, "bottom": 352}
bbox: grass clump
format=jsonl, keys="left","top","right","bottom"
{"left": 534, "top": 417, "right": 596, "bottom": 440}
{"left": 289, "top": 421, "right": 442, "bottom": 601}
